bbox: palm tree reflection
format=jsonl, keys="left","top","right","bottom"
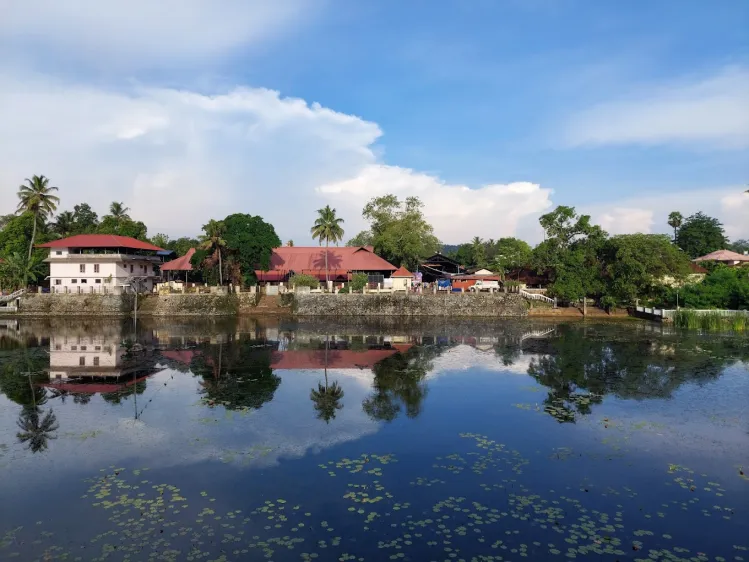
{"left": 310, "top": 336, "right": 345, "bottom": 423}
{"left": 16, "top": 406, "right": 59, "bottom": 453}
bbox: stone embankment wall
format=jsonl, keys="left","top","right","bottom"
{"left": 293, "top": 293, "right": 528, "bottom": 317}
{"left": 15, "top": 293, "right": 259, "bottom": 317}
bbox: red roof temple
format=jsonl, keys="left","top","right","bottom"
{"left": 38, "top": 234, "right": 165, "bottom": 252}
{"left": 256, "top": 246, "right": 396, "bottom": 282}
{"left": 161, "top": 248, "right": 196, "bottom": 271}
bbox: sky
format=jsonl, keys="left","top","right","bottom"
{"left": 1, "top": 0, "right": 748, "bottom": 245}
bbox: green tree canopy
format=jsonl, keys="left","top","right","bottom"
{"left": 72, "top": 203, "right": 100, "bottom": 233}
{"left": 599, "top": 234, "right": 691, "bottom": 305}
{"left": 346, "top": 231, "right": 373, "bottom": 247}
{"left": 97, "top": 216, "right": 148, "bottom": 240}
{"left": 52, "top": 211, "right": 76, "bottom": 238}
{"left": 361, "top": 194, "right": 440, "bottom": 270}
{"left": 166, "top": 237, "right": 200, "bottom": 257}
{"left": 492, "top": 237, "right": 532, "bottom": 276}
{"left": 675, "top": 212, "right": 728, "bottom": 258}
{"left": 222, "top": 213, "right": 281, "bottom": 286}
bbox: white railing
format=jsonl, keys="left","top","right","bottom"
{"left": 0, "top": 288, "right": 25, "bottom": 304}
{"left": 519, "top": 328, "right": 556, "bottom": 342}
{"left": 519, "top": 289, "right": 555, "bottom": 305}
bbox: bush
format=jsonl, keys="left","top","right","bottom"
{"left": 289, "top": 273, "right": 320, "bottom": 289}
{"left": 350, "top": 273, "right": 368, "bottom": 292}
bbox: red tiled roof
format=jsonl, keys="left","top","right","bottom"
{"left": 161, "top": 349, "right": 200, "bottom": 364}
{"left": 689, "top": 262, "right": 708, "bottom": 274}
{"left": 161, "top": 248, "right": 196, "bottom": 271}
{"left": 392, "top": 266, "right": 413, "bottom": 278}
{"left": 693, "top": 250, "right": 749, "bottom": 262}
{"left": 38, "top": 234, "right": 164, "bottom": 252}
{"left": 270, "top": 349, "right": 400, "bottom": 370}
{"left": 261, "top": 246, "right": 396, "bottom": 274}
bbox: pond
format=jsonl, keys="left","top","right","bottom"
{"left": 0, "top": 317, "right": 747, "bottom": 562}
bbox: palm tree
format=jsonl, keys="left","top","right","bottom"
{"left": 17, "top": 175, "right": 60, "bottom": 261}
{"left": 199, "top": 220, "right": 227, "bottom": 285}
{"left": 0, "top": 252, "right": 45, "bottom": 290}
{"left": 52, "top": 210, "right": 76, "bottom": 238}
{"left": 667, "top": 212, "right": 683, "bottom": 241}
{"left": 109, "top": 202, "right": 131, "bottom": 222}
{"left": 16, "top": 406, "right": 59, "bottom": 453}
{"left": 310, "top": 206, "right": 345, "bottom": 285}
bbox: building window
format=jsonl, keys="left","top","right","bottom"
{"left": 55, "top": 344, "right": 61, "bottom": 351}
{"left": 71, "top": 279, "right": 77, "bottom": 284}
{"left": 95, "top": 279, "right": 101, "bottom": 284}
{"left": 93, "top": 357, "right": 100, "bottom": 366}
{"left": 55, "top": 251, "right": 62, "bottom": 255}
{"left": 54, "top": 279, "right": 62, "bottom": 285}
{"left": 80, "top": 264, "right": 86, "bottom": 273}
{"left": 130, "top": 264, "right": 134, "bottom": 273}
{"left": 79, "top": 357, "right": 85, "bottom": 366}
{"left": 80, "top": 346, "right": 87, "bottom": 351}
{"left": 94, "top": 264, "right": 100, "bottom": 273}
{"left": 81, "top": 279, "right": 87, "bottom": 284}
{"left": 95, "top": 346, "right": 101, "bottom": 351}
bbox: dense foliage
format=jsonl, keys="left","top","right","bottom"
{"left": 349, "top": 195, "right": 440, "bottom": 270}
{"left": 657, "top": 266, "right": 749, "bottom": 310}
{"left": 289, "top": 274, "right": 320, "bottom": 288}
{"left": 674, "top": 212, "right": 728, "bottom": 258}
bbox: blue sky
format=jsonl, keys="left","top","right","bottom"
{"left": 1, "top": 0, "right": 747, "bottom": 244}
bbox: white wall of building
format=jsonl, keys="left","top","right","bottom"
{"left": 47, "top": 247, "right": 158, "bottom": 293}
{"left": 49, "top": 334, "right": 123, "bottom": 379}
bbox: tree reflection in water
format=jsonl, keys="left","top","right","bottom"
{"left": 190, "top": 338, "right": 281, "bottom": 411}
{"left": 363, "top": 345, "right": 441, "bottom": 422}
{"left": 16, "top": 406, "right": 59, "bottom": 453}
{"left": 310, "top": 337, "right": 345, "bottom": 423}
{"left": 514, "top": 325, "right": 749, "bottom": 423}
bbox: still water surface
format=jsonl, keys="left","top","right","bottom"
{"left": 0, "top": 317, "right": 747, "bottom": 561}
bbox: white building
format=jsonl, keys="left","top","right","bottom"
{"left": 48, "top": 332, "right": 124, "bottom": 380}
{"left": 39, "top": 234, "right": 166, "bottom": 293}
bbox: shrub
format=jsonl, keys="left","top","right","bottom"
{"left": 350, "top": 273, "right": 368, "bottom": 292}
{"left": 289, "top": 273, "right": 320, "bottom": 289}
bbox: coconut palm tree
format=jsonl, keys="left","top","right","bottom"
{"left": 52, "top": 210, "right": 76, "bottom": 238}
{"left": 17, "top": 175, "right": 60, "bottom": 261}
{"left": 0, "top": 252, "right": 46, "bottom": 290}
{"left": 199, "top": 220, "right": 227, "bottom": 285}
{"left": 667, "top": 212, "right": 683, "bottom": 241}
{"left": 16, "top": 406, "right": 59, "bottom": 453}
{"left": 109, "top": 202, "right": 131, "bottom": 222}
{"left": 310, "top": 206, "right": 345, "bottom": 285}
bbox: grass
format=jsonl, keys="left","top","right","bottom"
{"left": 673, "top": 309, "right": 748, "bottom": 332}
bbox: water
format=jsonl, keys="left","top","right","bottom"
{"left": 0, "top": 317, "right": 747, "bottom": 562}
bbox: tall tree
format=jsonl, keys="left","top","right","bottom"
{"left": 72, "top": 203, "right": 99, "bottom": 233}
{"left": 109, "top": 202, "right": 131, "bottom": 222}
{"left": 491, "top": 237, "right": 532, "bottom": 277}
{"left": 221, "top": 213, "right": 281, "bottom": 285}
{"left": 199, "top": 219, "right": 227, "bottom": 285}
{"left": 309, "top": 337, "right": 344, "bottom": 423}
{"left": 361, "top": 195, "right": 440, "bottom": 270}
{"left": 470, "top": 236, "right": 486, "bottom": 268}
{"left": 675, "top": 212, "right": 728, "bottom": 258}
{"left": 310, "top": 205, "right": 345, "bottom": 284}
{"left": 16, "top": 175, "right": 60, "bottom": 261}
{"left": 667, "top": 212, "right": 683, "bottom": 241}
{"left": 150, "top": 233, "right": 170, "bottom": 249}
{"left": 346, "top": 231, "right": 373, "bottom": 247}
{"left": 52, "top": 210, "right": 76, "bottom": 238}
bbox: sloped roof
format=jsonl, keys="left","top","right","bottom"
{"left": 270, "top": 348, "right": 408, "bottom": 370}
{"left": 161, "top": 248, "right": 196, "bottom": 271}
{"left": 38, "top": 234, "right": 164, "bottom": 252}
{"left": 392, "top": 266, "right": 413, "bottom": 277}
{"left": 693, "top": 249, "right": 749, "bottom": 262}
{"left": 265, "top": 246, "right": 397, "bottom": 272}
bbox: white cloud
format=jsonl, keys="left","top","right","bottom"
{"left": 562, "top": 65, "right": 749, "bottom": 149}
{"left": 318, "top": 165, "right": 553, "bottom": 243}
{"left": 583, "top": 187, "right": 749, "bottom": 240}
{"left": 1, "top": 0, "right": 311, "bottom": 67}
{"left": 0, "top": 71, "right": 553, "bottom": 244}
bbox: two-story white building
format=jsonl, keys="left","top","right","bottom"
{"left": 39, "top": 234, "right": 165, "bottom": 293}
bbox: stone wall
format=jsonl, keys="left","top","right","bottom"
{"left": 15, "top": 293, "right": 136, "bottom": 316}
{"left": 293, "top": 293, "right": 529, "bottom": 317}
{"left": 15, "top": 292, "right": 260, "bottom": 317}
